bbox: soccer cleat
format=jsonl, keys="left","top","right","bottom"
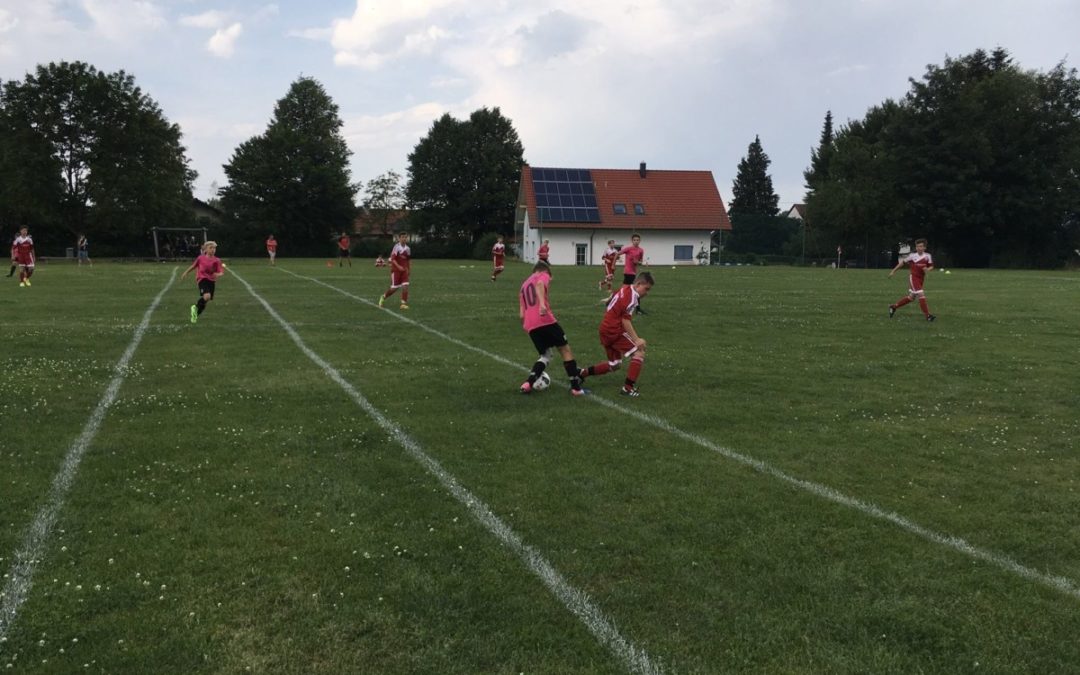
{"left": 190, "top": 305, "right": 198, "bottom": 324}
{"left": 927, "top": 314, "right": 936, "bottom": 322}
{"left": 888, "top": 305, "right": 896, "bottom": 318}
{"left": 620, "top": 385, "right": 640, "bottom": 397}
{"left": 377, "top": 295, "right": 385, "bottom": 308}
{"left": 519, "top": 381, "right": 532, "bottom": 394}
{"left": 399, "top": 303, "right": 409, "bottom": 310}
{"left": 570, "top": 387, "right": 590, "bottom": 397}
{"left": 19, "top": 281, "right": 26, "bottom": 287}
{"left": 24, "top": 279, "right": 30, "bottom": 287}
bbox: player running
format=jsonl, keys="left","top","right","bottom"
{"left": 581, "top": 272, "right": 654, "bottom": 397}
{"left": 11, "top": 226, "right": 35, "bottom": 287}
{"left": 378, "top": 232, "right": 411, "bottom": 310}
{"left": 491, "top": 235, "right": 506, "bottom": 282}
{"left": 518, "top": 260, "right": 586, "bottom": 396}
{"left": 266, "top": 234, "right": 277, "bottom": 266}
{"left": 888, "top": 238, "right": 936, "bottom": 322}
{"left": 181, "top": 241, "right": 226, "bottom": 324}
{"left": 599, "top": 239, "right": 619, "bottom": 293}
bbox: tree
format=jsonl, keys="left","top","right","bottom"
{"left": 729, "top": 135, "right": 780, "bottom": 217}
{"left": 221, "top": 77, "right": 356, "bottom": 254}
{"left": 0, "top": 61, "right": 195, "bottom": 253}
{"left": 406, "top": 107, "right": 525, "bottom": 241}
{"left": 803, "top": 110, "right": 834, "bottom": 197}
{"left": 362, "top": 170, "right": 406, "bottom": 235}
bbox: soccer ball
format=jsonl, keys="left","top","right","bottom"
{"left": 532, "top": 372, "right": 551, "bottom": 391}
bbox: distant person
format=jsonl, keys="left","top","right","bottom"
{"left": 374, "top": 255, "right": 386, "bottom": 267}
{"left": 888, "top": 238, "right": 936, "bottom": 322}
{"left": 77, "top": 233, "right": 92, "bottom": 266}
{"left": 491, "top": 234, "right": 506, "bottom": 282}
{"left": 11, "top": 226, "right": 35, "bottom": 287}
{"left": 517, "top": 260, "right": 586, "bottom": 396}
{"left": 581, "top": 272, "right": 655, "bottom": 397}
{"left": 266, "top": 234, "right": 277, "bottom": 266}
{"left": 538, "top": 239, "right": 550, "bottom": 263}
{"left": 614, "top": 233, "right": 648, "bottom": 314}
{"left": 599, "top": 239, "right": 618, "bottom": 293}
{"left": 337, "top": 233, "right": 352, "bottom": 267}
{"left": 180, "top": 240, "right": 226, "bottom": 324}
{"left": 378, "top": 232, "right": 411, "bottom": 310}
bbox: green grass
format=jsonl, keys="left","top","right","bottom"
{"left": 2, "top": 259, "right": 1079, "bottom": 673}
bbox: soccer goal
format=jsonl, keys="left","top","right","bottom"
{"left": 152, "top": 226, "right": 208, "bottom": 261}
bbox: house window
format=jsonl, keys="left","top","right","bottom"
{"left": 674, "top": 245, "right": 694, "bottom": 261}
{"left": 633, "top": 203, "right": 645, "bottom": 215}
{"left": 613, "top": 203, "right": 627, "bottom": 215}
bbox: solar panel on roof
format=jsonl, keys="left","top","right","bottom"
{"left": 531, "top": 167, "right": 601, "bottom": 223}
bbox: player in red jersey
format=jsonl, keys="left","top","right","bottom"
{"left": 518, "top": 261, "right": 586, "bottom": 395}
{"left": 180, "top": 240, "right": 227, "bottom": 324}
{"left": 598, "top": 239, "right": 619, "bottom": 292}
{"left": 266, "top": 234, "right": 277, "bottom": 266}
{"left": 379, "top": 232, "right": 411, "bottom": 310}
{"left": 888, "top": 238, "right": 936, "bottom": 322}
{"left": 580, "top": 272, "right": 654, "bottom": 397}
{"left": 337, "top": 233, "right": 352, "bottom": 267}
{"left": 11, "top": 226, "right": 35, "bottom": 287}
{"left": 491, "top": 235, "right": 506, "bottom": 281}
{"left": 538, "top": 239, "right": 550, "bottom": 263}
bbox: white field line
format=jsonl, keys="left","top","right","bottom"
{"left": 232, "top": 270, "right": 661, "bottom": 675}
{"left": 280, "top": 267, "right": 1080, "bottom": 603}
{"left": 0, "top": 269, "right": 178, "bottom": 646}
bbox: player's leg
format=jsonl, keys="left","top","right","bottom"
{"left": 617, "top": 337, "right": 644, "bottom": 396}
{"left": 521, "top": 340, "right": 552, "bottom": 393}
{"left": 915, "top": 291, "right": 934, "bottom": 320}
{"left": 399, "top": 279, "right": 409, "bottom": 309}
{"left": 554, "top": 342, "right": 585, "bottom": 394}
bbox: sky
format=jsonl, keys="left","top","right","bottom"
{"left": 1, "top": 0, "right": 1077, "bottom": 212}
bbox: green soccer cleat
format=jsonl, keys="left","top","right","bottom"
{"left": 378, "top": 295, "right": 385, "bottom": 308}
{"left": 190, "top": 305, "right": 198, "bottom": 324}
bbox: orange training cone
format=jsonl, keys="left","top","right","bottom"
{"left": 326, "top": 260, "right": 334, "bottom": 268}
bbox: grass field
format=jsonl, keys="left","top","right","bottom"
{"left": 2, "top": 258, "right": 1079, "bottom": 673}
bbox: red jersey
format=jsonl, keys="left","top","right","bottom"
{"left": 905, "top": 252, "right": 933, "bottom": 291}
{"left": 11, "top": 235, "right": 35, "bottom": 265}
{"left": 338, "top": 235, "right": 350, "bottom": 251}
{"left": 602, "top": 247, "right": 618, "bottom": 274}
{"left": 600, "top": 285, "right": 639, "bottom": 340}
{"left": 620, "top": 245, "right": 644, "bottom": 275}
{"left": 266, "top": 237, "right": 277, "bottom": 252}
{"left": 492, "top": 242, "right": 505, "bottom": 264}
{"left": 520, "top": 271, "right": 557, "bottom": 332}
{"left": 538, "top": 244, "right": 549, "bottom": 261}
{"left": 194, "top": 254, "right": 224, "bottom": 282}
{"left": 390, "top": 242, "right": 411, "bottom": 271}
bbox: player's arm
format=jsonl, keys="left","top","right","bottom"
{"left": 621, "top": 316, "right": 645, "bottom": 347}
{"left": 889, "top": 259, "right": 905, "bottom": 277}
{"left": 536, "top": 280, "right": 550, "bottom": 315}
{"left": 180, "top": 259, "right": 198, "bottom": 279}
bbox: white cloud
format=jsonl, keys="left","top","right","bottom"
{"left": 79, "top": 0, "right": 166, "bottom": 41}
{"left": 252, "top": 4, "right": 279, "bottom": 22}
{"left": 343, "top": 101, "right": 461, "bottom": 152}
{"left": 207, "top": 22, "right": 243, "bottom": 58}
{"left": 0, "top": 8, "right": 19, "bottom": 33}
{"left": 180, "top": 10, "right": 230, "bottom": 30}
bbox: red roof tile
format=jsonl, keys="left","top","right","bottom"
{"left": 519, "top": 165, "right": 731, "bottom": 231}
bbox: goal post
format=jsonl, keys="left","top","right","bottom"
{"left": 152, "top": 226, "right": 208, "bottom": 261}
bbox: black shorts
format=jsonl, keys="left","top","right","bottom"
{"left": 622, "top": 273, "right": 636, "bottom": 286}
{"left": 198, "top": 279, "right": 216, "bottom": 298}
{"left": 338, "top": 248, "right": 351, "bottom": 258}
{"left": 528, "top": 322, "right": 568, "bottom": 354}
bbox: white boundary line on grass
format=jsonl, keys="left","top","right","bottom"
{"left": 0, "top": 269, "right": 178, "bottom": 646}
{"left": 281, "top": 267, "right": 1080, "bottom": 603}
{"left": 232, "top": 270, "right": 661, "bottom": 675}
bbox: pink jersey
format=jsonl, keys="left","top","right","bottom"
{"left": 620, "top": 245, "right": 644, "bottom": 275}
{"left": 906, "top": 252, "right": 933, "bottom": 291}
{"left": 600, "top": 285, "right": 639, "bottom": 339}
{"left": 390, "top": 242, "right": 411, "bottom": 271}
{"left": 12, "top": 235, "right": 35, "bottom": 264}
{"left": 194, "top": 254, "right": 223, "bottom": 282}
{"left": 519, "top": 271, "right": 557, "bottom": 332}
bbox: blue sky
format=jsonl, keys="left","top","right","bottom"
{"left": 1, "top": 0, "right": 1076, "bottom": 211}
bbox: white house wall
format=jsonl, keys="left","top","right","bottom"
{"left": 521, "top": 214, "right": 712, "bottom": 266}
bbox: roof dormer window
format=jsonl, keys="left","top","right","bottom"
{"left": 633, "top": 204, "right": 645, "bottom": 215}
{"left": 613, "top": 203, "right": 627, "bottom": 215}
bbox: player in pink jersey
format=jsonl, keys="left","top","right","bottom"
{"left": 379, "top": 232, "right": 412, "bottom": 310}
{"left": 580, "top": 272, "right": 654, "bottom": 397}
{"left": 598, "top": 240, "right": 619, "bottom": 292}
{"left": 888, "top": 238, "right": 936, "bottom": 322}
{"left": 11, "top": 226, "right": 36, "bottom": 287}
{"left": 491, "top": 235, "right": 506, "bottom": 281}
{"left": 180, "top": 240, "right": 226, "bottom": 324}
{"left": 611, "top": 233, "right": 648, "bottom": 314}
{"left": 518, "top": 261, "right": 587, "bottom": 395}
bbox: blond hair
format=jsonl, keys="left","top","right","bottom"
{"left": 202, "top": 240, "right": 218, "bottom": 253}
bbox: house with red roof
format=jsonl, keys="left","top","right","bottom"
{"left": 515, "top": 162, "right": 731, "bottom": 266}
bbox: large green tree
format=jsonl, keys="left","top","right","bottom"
{"left": 803, "top": 110, "right": 834, "bottom": 197}
{"left": 406, "top": 107, "right": 525, "bottom": 240}
{"left": 807, "top": 48, "right": 1080, "bottom": 267}
{"left": 221, "top": 77, "right": 356, "bottom": 255}
{"left": 729, "top": 135, "right": 780, "bottom": 217}
{"left": 0, "top": 61, "right": 195, "bottom": 253}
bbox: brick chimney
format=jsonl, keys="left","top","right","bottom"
{"left": 639, "top": 162, "right": 647, "bottom": 178}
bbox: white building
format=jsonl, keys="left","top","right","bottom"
{"left": 515, "top": 163, "right": 731, "bottom": 266}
